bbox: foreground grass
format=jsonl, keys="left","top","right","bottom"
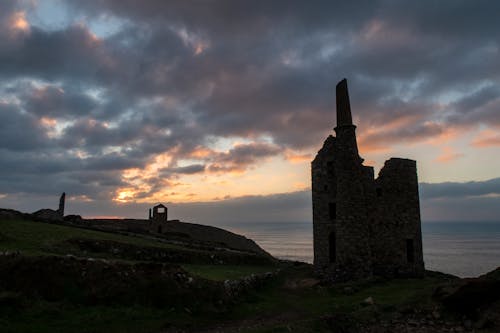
{"left": 0, "top": 218, "right": 182, "bottom": 257}
{"left": 0, "top": 267, "right": 446, "bottom": 333}
{"left": 230, "top": 266, "right": 441, "bottom": 325}
{"left": 182, "top": 264, "right": 277, "bottom": 281}
{"left": 0, "top": 301, "right": 195, "bottom": 333}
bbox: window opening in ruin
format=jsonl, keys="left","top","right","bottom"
{"left": 406, "top": 239, "right": 414, "bottom": 263}
{"left": 329, "top": 202, "right": 336, "bottom": 220}
{"left": 157, "top": 207, "right": 165, "bottom": 213}
{"left": 327, "top": 161, "right": 334, "bottom": 176}
{"left": 376, "top": 188, "right": 382, "bottom": 197}
{"left": 329, "top": 232, "right": 336, "bottom": 263}
{"left": 158, "top": 225, "right": 162, "bottom": 233}
{"left": 324, "top": 185, "right": 328, "bottom": 191}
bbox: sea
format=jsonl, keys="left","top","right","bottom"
{"left": 218, "top": 221, "right": 500, "bottom": 278}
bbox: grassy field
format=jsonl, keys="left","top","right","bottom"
{"left": 0, "top": 218, "right": 470, "bottom": 332}
{"left": 0, "top": 217, "right": 277, "bottom": 277}
{"left": 0, "top": 218, "right": 182, "bottom": 256}
{"left": 182, "top": 264, "right": 276, "bottom": 281}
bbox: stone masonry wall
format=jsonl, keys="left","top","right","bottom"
{"left": 371, "top": 158, "right": 425, "bottom": 277}
{"left": 332, "top": 125, "right": 372, "bottom": 281}
{"left": 312, "top": 136, "right": 337, "bottom": 271}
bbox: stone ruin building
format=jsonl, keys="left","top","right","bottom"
{"left": 148, "top": 203, "right": 169, "bottom": 233}
{"left": 312, "top": 79, "right": 424, "bottom": 281}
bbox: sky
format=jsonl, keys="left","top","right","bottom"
{"left": 0, "top": 0, "right": 499, "bottom": 223}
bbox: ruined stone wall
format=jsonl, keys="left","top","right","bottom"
{"left": 312, "top": 130, "right": 374, "bottom": 281}
{"left": 332, "top": 125, "right": 373, "bottom": 281}
{"left": 312, "top": 136, "right": 337, "bottom": 271}
{"left": 371, "top": 158, "right": 425, "bottom": 277}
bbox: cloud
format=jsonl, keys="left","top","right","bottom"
{"left": 0, "top": 102, "right": 50, "bottom": 151}
{"left": 208, "top": 143, "right": 282, "bottom": 173}
{"left": 435, "top": 147, "right": 464, "bottom": 163}
{"left": 23, "top": 84, "right": 98, "bottom": 119}
{"left": 472, "top": 130, "right": 500, "bottom": 147}
{"left": 0, "top": 0, "right": 499, "bottom": 215}
{"left": 419, "top": 178, "right": 500, "bottom": 200}
{"left": 162, "top": 164, "right": 206, "bottom": 176}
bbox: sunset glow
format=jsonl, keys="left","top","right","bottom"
{"left": 10, "top": 11, "right": 30, "bottom": 32}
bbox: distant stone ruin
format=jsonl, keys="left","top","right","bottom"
{"left": 152, "top": 203, "right": 168, "bottom": 222}
{"left": 312, "top": 79, "right": 424, "bottom": 281}
{"left": 148, "top": 203, "right": 179, "bottom": 234}
{"left": 32, "top": 192, "right": 66, "bottom": 221}
{"left": 58, "top": 192, "right": 65, "bottom": 218}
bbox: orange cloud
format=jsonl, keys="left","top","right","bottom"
{"left": 39, "top": 117, "right": 57, "bottom": 127}
{"left": 423, "top": 123, "right": 462, "bottom": 146}
{"left": 114, "top": 188, "right": 138, "bottom": 202}
{"left": 472, "top": 130, "right": 500, "bottom": 147}
{"left": 188, "top": 146, "right": 215, "bottom": 159}
{"left": 9, "top": 11, "right": 30, "bottom": 33}
{"left": 357, "top": 113, "right": 424, "bottom": 153}
{"left": 435, "top": 146, "right": 464, "bottom": 163}
{"left": 293, "top": 182, "right": 309, "bottom": 191}
{"left": 358, "top": 136, "right": 393, "bottom": 153}
{"left": 358, "top": 120, "right": 463, "bottom": 154}
{"left": 284, "top": 149, "right": 312, "bottom": 163}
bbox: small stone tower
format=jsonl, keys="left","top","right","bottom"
{"left": 312, "top": 79, "right": 424, "bottom": 281}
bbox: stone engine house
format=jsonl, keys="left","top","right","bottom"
{"left": 312, "top": 79, "right": 424, "bottom": 281}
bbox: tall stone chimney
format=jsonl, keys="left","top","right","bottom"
{"left": 335, "top": 78, "right": 353, "bottom": 127}
{"left": 334, "top": 78, "right": 361, "bottom": 163}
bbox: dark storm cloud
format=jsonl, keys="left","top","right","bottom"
{"left": 420, "top": 178, "right": 500, "bottom": 199}
{"left": 208, "top": 143, "right": 282, "bottom": 172}
{"left": 0, "top": 1, "right": 16, "bottom": 19}
{"left": 23, "top": 84, "right": 98, "bottom": 118}
{"left": 0, "top": 102, "right": 50, "bottom": 151}
{"left": 447, "top": 85, "right": 500, "bottom": 126}
{"left": 0, "top": 163, "right": 123, "bottom": 198}
{"left": 69, "top": 0, "right": 500, "bottom": 144}
{"left": 419, "top": 178, "right": 500, "bottom": 221}
{"left": 0, "top": 25, "right": 114, "bottom": 81}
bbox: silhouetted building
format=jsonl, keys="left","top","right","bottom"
{"left": 149, "top": 203, "right": 168, "bottom": 233}
{"left": 312, "top": 79, "right": 424, "bottom": 281}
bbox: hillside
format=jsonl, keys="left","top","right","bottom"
{"left": 0, "top": 217, "right": 499, "bottom": 333}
